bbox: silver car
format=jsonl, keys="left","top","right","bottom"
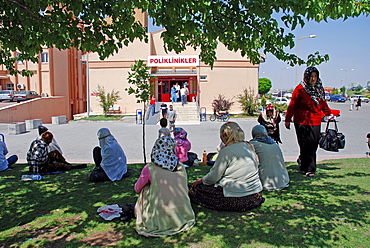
{"left": 13, "top": 91, "right": 41, "bottom": 103}
{"left": 0, "top": 90, "right": 18, "bottom": 102}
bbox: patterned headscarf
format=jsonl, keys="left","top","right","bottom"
{"left": 251, "top": 125, "right": 276, "bottom": 144}
{"left": 151, "top": 136, "right": 179, "bottom": 171}
{"left": 174, "top": 127, "right": 188, "bottom": 146}
{"left": 301, "top": 66, "right": 325, "bottom": 105}
{"left": 219, "top": 122, "right": 245, "bottom": 147}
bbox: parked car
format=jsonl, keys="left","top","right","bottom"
{"left": 329, "top": 95, "right": 346, "bottom": 102}
{"left": 273, "top": 97, "right": 290, "bottom": 105}
{"left": 325, "top": 94, "right": 330, "bottom": 101}
{"left": 0, "top": 90, "right": 18, "bottom": 102}
{"left": 13, "top": 91, "right": 41, "bottom": 103}
{"left": 350, "top": 94, "right": 369, "bottom": 103}
{"left": 283, "top": 92, "right": 293, "bottom": 98}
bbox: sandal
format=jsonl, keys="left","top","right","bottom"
{"left": 305, "top": 172, "right": 315, "bottom": 177}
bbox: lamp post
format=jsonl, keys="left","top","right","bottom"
{"left": 81, "top": 53, "right": 91, "bottom": 118}
{"left": 280, "top": 67, "right": 289, "bottom": 97}
{"left": 295, "top": 34, "right": 316, "bottom": 85}
{"left": 340, "top": 68, "right": 354, "bottom": 86}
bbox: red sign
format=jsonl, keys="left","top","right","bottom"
{"left": 91, "top": 93, "right": 100, "bottom": 96}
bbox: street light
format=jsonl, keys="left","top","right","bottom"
{"left": 295, "top": 34, "right": 316, "bottom": 85}
{"left": 340, "top": 68, "right": 354, "bottom": 86}
{"left": 280, "top": 67, "right": 289, "bottom": 97}
{"left": 81, "top": 53, "right": 91, "bottom": 118}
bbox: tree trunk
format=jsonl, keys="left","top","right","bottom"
{"left": 142, "top": 102, "right": 147, "bottom": 164}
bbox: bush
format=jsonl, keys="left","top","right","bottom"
{"left": 93, "top": 85, "right": 121, "bottom": 114}
{"left": 237, "top": 86, "right": 258, "bottom": 116}
{"left": 260, "top": 95, "right": 267, "bottom": 107}
{"left": 273, "top": 103, "right": 288, "bottom": 112}
{"left": 211, "top": 94, "right": 234, "bottom": 114}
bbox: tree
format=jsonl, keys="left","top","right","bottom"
{"left": 258, "top": 78, "right": 272, "bottom": 95}
{"left": 93, "top": 85, "right": 121, "bottom": 114}
{"left": 331, "top": 88, "right": 339, "bottom": 95}
{"left": 125, "top": 60, "right": 152, "bottom": 164}
{"left": 2, "top": 1, "right": 369, "bottom": 75}
{"left": 340, "top": 86, "right": 347, "bottom": 94}
{"left": 237, "top": 86, "right": 258, "bottom": 116}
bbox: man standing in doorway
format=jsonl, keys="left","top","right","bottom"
{"left": 175, "top": 83, "right": 180, "bottom": 102}
{"left": 167, "top": 105, "right": 177, "bottom": 132}
{"left": 171, "top": 85, "right": 177, "bottom": 102}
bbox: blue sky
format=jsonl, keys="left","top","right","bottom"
{"left": 149, "top": 14, "right": 370, "bottom": 91}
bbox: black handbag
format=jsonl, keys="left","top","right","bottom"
{"left": 319, "top": 119, "right": 345, "bottom": 152}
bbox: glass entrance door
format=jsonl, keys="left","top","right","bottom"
{"left": 157, "top": 79, "right": 169, "bottom": 102}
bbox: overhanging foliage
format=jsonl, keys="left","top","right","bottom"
{"left": 1, "top": 0, "right": 369, "bottom": 75}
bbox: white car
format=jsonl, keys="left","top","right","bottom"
{"left": 273, "top": 97, "right": 290, "bottom": 105}
{"left": 350, "top": 95, "right": 369, "bottom": 103}
{"left": 283, "top": 92, "right": 292, "bottom": 98}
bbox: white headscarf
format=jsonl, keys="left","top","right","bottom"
{"left": 98, "top": 128, "right": 127, "bottom": 181}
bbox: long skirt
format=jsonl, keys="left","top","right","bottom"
{"left": 294, "top": 123, "right": 321, "bottom": 173}
{"left": 188, "top": 183, "right": 264, "bottom": 212}
{"left": 37, "top": 150, "right": 72, "bottom": 173}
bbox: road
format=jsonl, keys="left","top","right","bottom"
{"left": 0, "top": 101, "right": 369, "bottom": 164}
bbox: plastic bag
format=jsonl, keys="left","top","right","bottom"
{"left": 97, "top": 204, "right": 122, "bottom": 220}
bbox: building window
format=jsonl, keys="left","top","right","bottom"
{"left": 200, "top": 75, "right": 207, "bottom": 81}
{"left": 6, "top": 83, "right": 15, "bottom": 90}
{"left": 16, "top": 53, "right": 24, "bottom": 64}
{"left": 41, "top": 53, "right": 49, "bottom": 63}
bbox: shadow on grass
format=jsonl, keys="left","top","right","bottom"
{"left": 0, "top": 158, "right": 369, "bottom": 247}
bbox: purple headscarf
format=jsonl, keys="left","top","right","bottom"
{"left": 174, "top": 127, "right": 188, "bottom": 146}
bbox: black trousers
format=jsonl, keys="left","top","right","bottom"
{"left": 88, "top": 146, "right": 110, "bottom": 182}
{"left": 294, "top": 123, "right": 321, "bottom": 173}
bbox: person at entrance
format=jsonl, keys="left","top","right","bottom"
{"left": 171, "top": 85, "right": 177, "bottom": 102}
{"left": 175, "top": 83, "right": 180, "bottom": 102}
{"left": 180, "top": 86, "right": 186, "bottom": 106}
{"left": 167, "top": 105, "right": 177, "bottom": 132}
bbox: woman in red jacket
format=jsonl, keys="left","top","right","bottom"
{"left": 285, "top": 66, "right": 332, "bottom": 177}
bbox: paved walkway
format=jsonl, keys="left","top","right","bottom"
{"left": 0, "top": 101, "right": 369, "bottom": 164}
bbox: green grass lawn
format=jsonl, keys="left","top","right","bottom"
{"left": 1, "top": 158, "right": 369, "bottom": 247}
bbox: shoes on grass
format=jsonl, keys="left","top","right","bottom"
{"left": 305, "top": 172, "right": 315, "bottom": 177}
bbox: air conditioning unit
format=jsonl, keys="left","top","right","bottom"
{"left": 17, "top": 84, "right": 25, "bottom": 90}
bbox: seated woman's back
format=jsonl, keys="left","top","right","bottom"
{"left": 250, "top": 125, "right": 289, "bottom": 191}
{"left": 135, "top": 136, "right": 195, "bottom": 237}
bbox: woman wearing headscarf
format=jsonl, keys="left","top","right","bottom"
{"left": 250, "top": 125, "right": 289, "bottom": 191}
{"left": 174, "top": 127, "right": 194, "bottom": 167}
{"left": 88, "top": 128, "right": 129, "bottom": 182}
{"left": 285, "top": 66, "right": 332, "bottom": 177}
{"left": 134, "top": 136, "right": 195, "bottom": 237}
{"left": 258, "top": 104, "right": 282, "bottom": 143}
{"left": 188, "top": 122, "right": 264, "bottom": 212}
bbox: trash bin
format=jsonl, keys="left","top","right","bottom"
{"left": 136, "top": 109, "right": 142, "bottom": 124}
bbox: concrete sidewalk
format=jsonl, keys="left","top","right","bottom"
{"left": 0, "top": 101, "right": 369, "bottom": 164}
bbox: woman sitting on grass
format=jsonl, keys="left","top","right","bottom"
{"left": 188, "top": 122, "right": 264, "bottom": 212}
{"left": 134, "top": 136, "right": 195, "bottom": 237}
{"left": 174, "top": 127, "right": 196, "bottom": 167}
{"left": 88, "top": 128, "right": 129, "bottom": 182}
{"left": 250, "top": 125, "right": 290, "bottom": 191}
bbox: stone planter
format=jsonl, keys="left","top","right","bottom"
{"left": 8, "top": 122, "right": 26, "bottom": 135}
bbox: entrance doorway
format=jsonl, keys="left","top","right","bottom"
{"left": 152, "top": 76, "right": 197, "bottom": 103}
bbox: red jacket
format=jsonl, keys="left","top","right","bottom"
{"left": 285, "top": 84, "right": 331, "bottom": 126}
